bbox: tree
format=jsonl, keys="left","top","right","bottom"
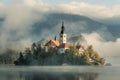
{"left": 24, "top": 48, "right": 33, "bottom": 65}
{"left": 87, "top": 45, "right": 100, "bottom": 60}
{"left": 14, "top": 52, "right": 24, "bottom": 65}
{"left": 18, "top": 52, "right": 24, "bottom": 64}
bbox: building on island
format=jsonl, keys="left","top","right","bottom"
{"left": 58, "top": 22, "right": 70, "bottom": 53}
{"left": 45, "top": 37, "right": 60, "bottom": 52}
{"left": 45, "top": 21, "right": 84, "bottom": 54}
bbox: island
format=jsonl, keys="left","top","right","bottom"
{"left": 14, "top": 22, "right": 105, "bottom": 66}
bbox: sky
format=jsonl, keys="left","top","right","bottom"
{"left": 43, "top": 0, "right": 120, "bottom": 6}
{"left": 1, "top": 0, "right": 120, "bottom": 6}
{"left": 1, "top": 0, "right": 120, "bottom": 19}
{"left": 0, "top": 0, "right": 120, "bottom": 6}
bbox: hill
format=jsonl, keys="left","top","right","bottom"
{"left": 28, "top": 13, "right": 117, "bottom": 41}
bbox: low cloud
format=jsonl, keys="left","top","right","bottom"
{"left": 83, "top": 33, "right": 120, "bottom": 57}
{"left": 1, "top": 1, "right": 120, "bottom": 19}
{"left": 0, "top": 1, "right": 45, "bottom": 53}
{"left": 54, "top": 2, "right": 120, "bottom": 19}
{"left": 10, "top": 0, "right": 120, "bottom": 19}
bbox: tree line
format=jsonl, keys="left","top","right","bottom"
{"left": 14, "top": 42, "right": 105, "bottom": 66}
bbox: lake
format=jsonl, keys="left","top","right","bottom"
{"left": 0, "top": 65, "right": 120, "bottom": 80}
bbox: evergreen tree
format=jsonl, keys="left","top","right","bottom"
{"left": 18, "top": 52, "right": 24, "bottom": 64}
{"left": 24, "top": 48, "right": 33, "bottom": 65}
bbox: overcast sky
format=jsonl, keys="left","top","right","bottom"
{"left": 1, "top": 0, "right": 120, "bottom": 7}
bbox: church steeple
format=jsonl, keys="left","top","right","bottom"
{"left": 60, "top": 21, "right": 67, "bottom": 43}
{"left": 60, "top": 21, "right": 65, "bottom": 35}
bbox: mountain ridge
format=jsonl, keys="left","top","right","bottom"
{"left": 31, "top": 13, "right": 116, "bottom": 41}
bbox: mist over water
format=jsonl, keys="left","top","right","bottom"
{"left": 0, "top": 65, "right": 120, "bottom": 80}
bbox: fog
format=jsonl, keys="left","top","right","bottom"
{"left": 0, "top": 1, "right": 45, "bottom": 52}
{"left": 0, "top": 66, "right": 120, "bottom": 80}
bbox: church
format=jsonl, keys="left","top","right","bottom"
{"left": 45, "top": 22, "right": 70, "bottom": 54}
{"left": 45, "top": 22, "right": 84, "bottom": 54}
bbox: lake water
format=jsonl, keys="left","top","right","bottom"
{"left": 0, "top": 65, "right": 120, "bottom": 80}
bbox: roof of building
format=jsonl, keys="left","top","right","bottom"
{"left": 58, "top": 43, "right": 70, "bottom": 49}
{"left": 45, "top": 39, "right": 60, "bottom": 47}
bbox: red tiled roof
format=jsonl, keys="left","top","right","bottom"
{"left": 58, "top": 43, "right": 70, "bottom": 48}
{"left": 45, "top": 39, "right": 60, "bottom": 47}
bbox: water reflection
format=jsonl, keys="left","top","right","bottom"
{"left": 1, "top": 66, "right": 120, "bottom": 80}
{"left": 0, "top": 65, "right": 101, "bottom": 80}
{"left": 0, "top": 71, "right": 98, "bottom": 80}
{"left": 23, "top": 72, "right": 99, "bottom": 80}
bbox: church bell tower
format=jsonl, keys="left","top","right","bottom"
{"left": 60, "top": 21, "right": 67, "bottom": 43}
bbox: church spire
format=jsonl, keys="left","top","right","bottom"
{"left": 60, "top": 21, "right": 65, "bottom": 35}
{"left": 60, "top": 21, "right": 67, "bottom": 43}
{"left": 62, "top": 21, "right": 64, "bottom": 27}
